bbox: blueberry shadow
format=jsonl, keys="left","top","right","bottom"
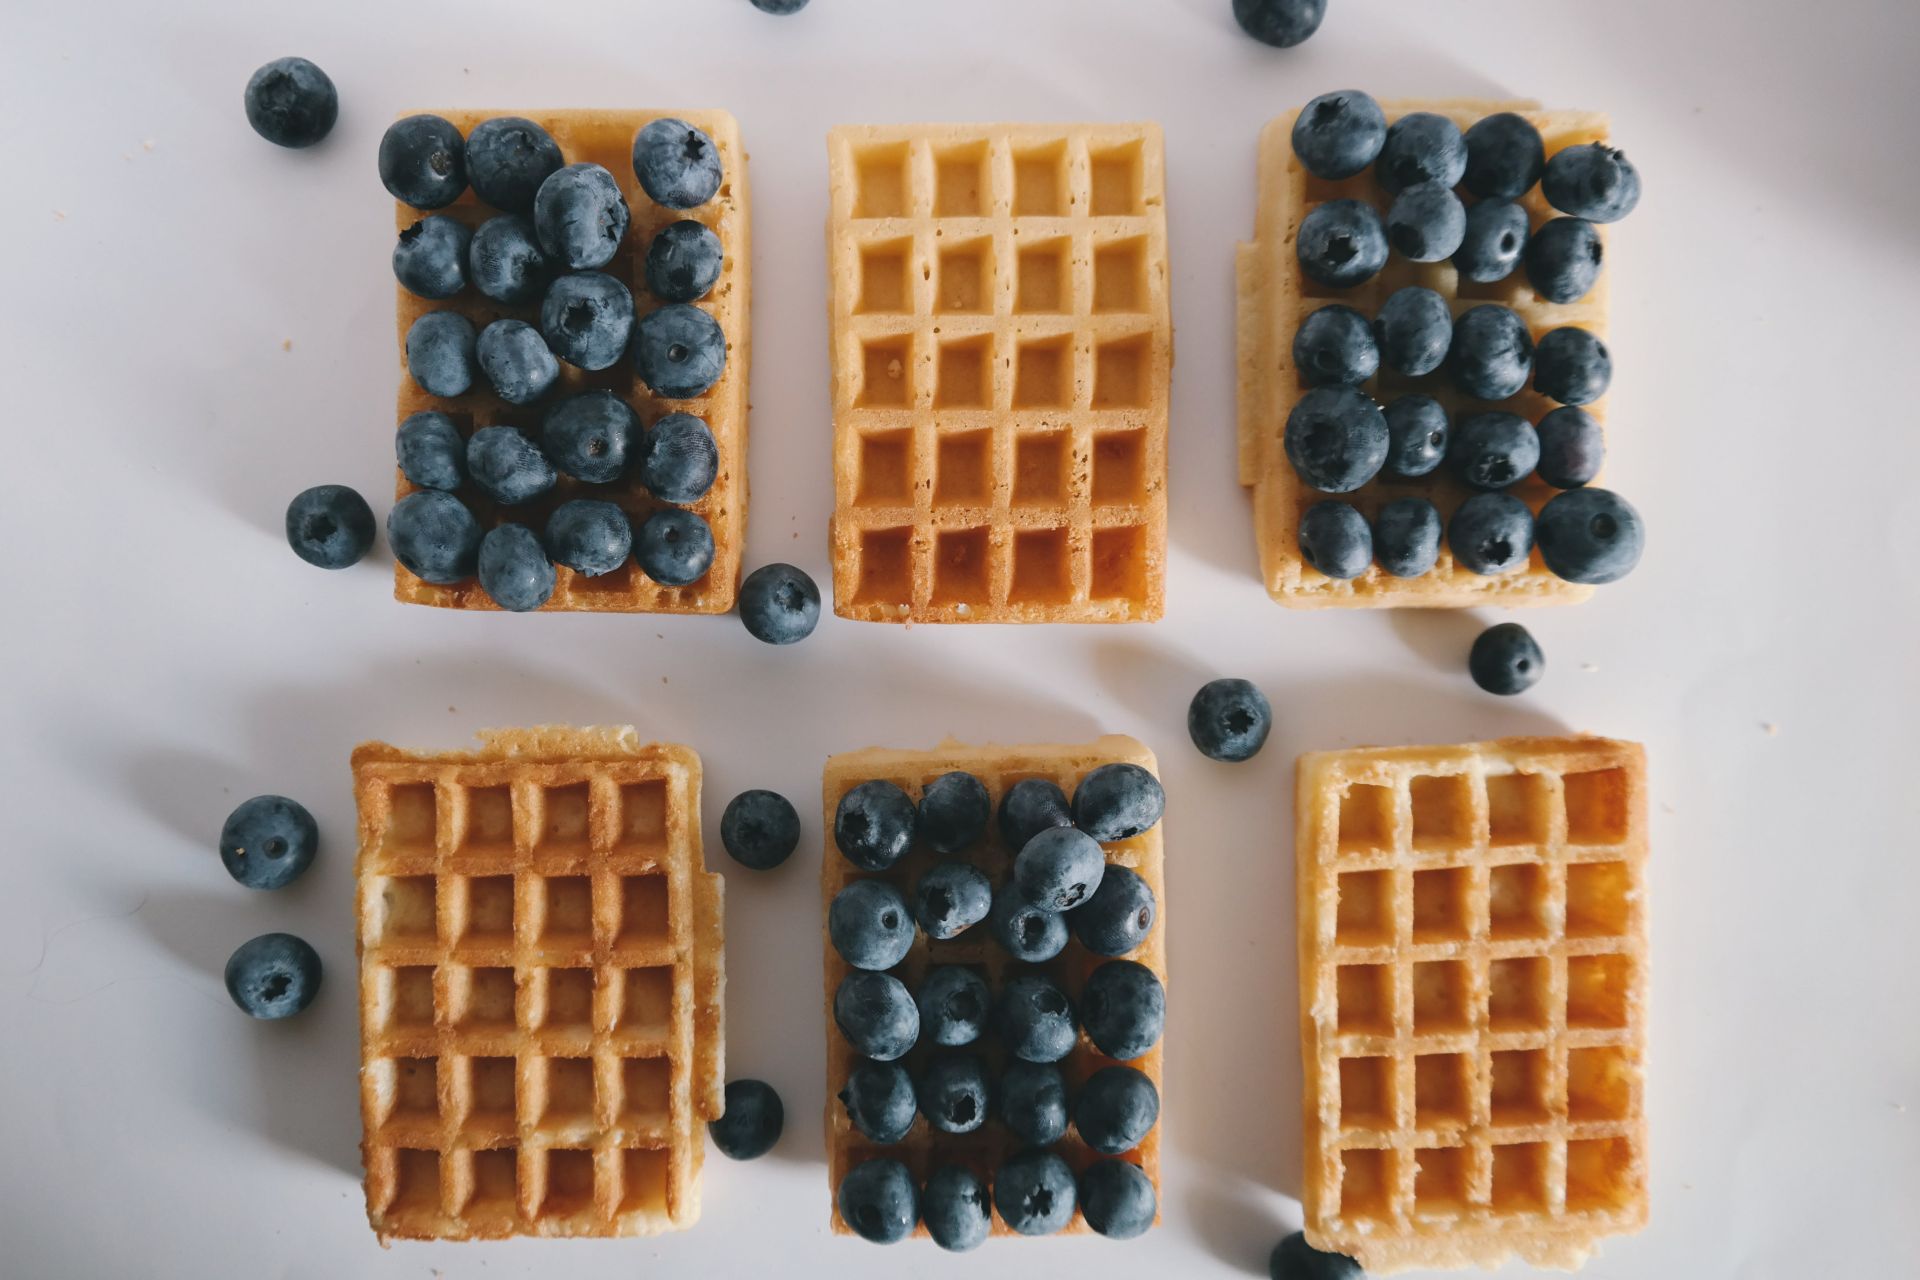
{"left": 1388, "top": 607, "right": 1494, "bottom": 674}
{"left": 1184, "top": 1176, "right": 1295, "bottom": 1277}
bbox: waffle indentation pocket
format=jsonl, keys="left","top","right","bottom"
{"left": 936, "top": 239, "right": 992, "bottom": 314}
{"left": 934, "top": 431, "right": 992, "bottom": 506}
{"left": 1015, "top": 239, "right": 1070, "bottom": 314}
{"left": 855, "top": 431, "right": 913, "bottom": 506}
{"left": 851, "top": 143, "right": 910, "bottom": 219}
{"left": 933, "top": 527, "right": 993, "bottom": 606}
{"left": 1338, "top": 1055, "right": 1395, "bottom": 1131}
{"left": 1335, "top": 963, "right": 1394, "bottom": 1036}
{"left": 856, "top": 238, "right": 912, "bottom": 314}
{"left": 1008, "top": 527, "right": 1072, "bottom": 606}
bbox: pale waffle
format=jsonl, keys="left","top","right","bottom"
{"left": 826, "top": 124, "right": 1172, "bottom": 623}
{"left": 1295, "top": 737, "right": 1648, "bottom": 1273}
{"left": 821, "top": 736, "right": 1167, "bottom": 1236}
{"left": 1236, "top": 100, "right": 1611, "bottom": 608}
{"left": 393, "top": 109, "right": 750, "bottom": 613}
{"left": 351, "top": 726, "right": 724, "bottom": 1241}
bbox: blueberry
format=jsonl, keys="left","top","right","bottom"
{"left": 1381, "top": 395, "right": 1450, "bottom": 478}
{"left": 1082, "top": 959, "right": 1166, "bottom": 1061}
{"left": 387, "top": 490, "right": 482, "bottom": 584}
{"left": 988, "top": 882, "right": 1068, "bottom": 962}
{"left": 1015, "top": 826, "right": 1107, "bottom": 912}
{"left": 393, "top": 215, "right": 471, "bottom": 299}
{"left": 997, "top": 778, "right": 1072, "bottom": 852}
{"left": 917, "top": 1053, "right": 990, "bottom": 1134}
{"left": 1073, "top": 762, "right": 1166, "bottom": 842}
{"left": 829, "top": 879, "right": 915, "bottom": 971}
{"left": 405, "top": 311, "right": 478, "bottom": 397}
{"left": 1297, "top": 199, "right": 1389, "bottom": 288}
{"left": 467, "top": 425, "right": 557, "bottom": 506}
{"left": 543, "top": 498, "right": 631, "bottom": 577}
{"left": 1387, "top": 180, "right": 1467, "bottom": 263}
{"left": 225, "top": 932, "right": 322, "bottom": 1019}
{"left": 708, "top": 1079, "right": 783, "bottom": 1159}
{"left": 1469, "top": 621, "right": 1544, "bottom": 695}
{"left": 1299, "top": 500, "right": 1372, "bottom": 579}
{"left": 1448, "top": 492, "right": 1535, "bottom": 575}
{"left": 1454, "top": 198, "right": 1530, "bottom": 283}
{"left": 1536, "top": 406, "right": 1605, "bottom": 488}
{"left": 243, "top": 57, "right": 337, "bottom": 148}
{"left": 378, "top": 114, "right": 467, "bottom": 210}
{"left": 1072, "top": 864, "right": 1160, "bottom": 958}
{"left": 1464, "top": 112, "right": 1545, "bottom": 200}
{"left": 477, "top": 523, "right": 556, "bottom": 611}
{"left": 1533, "top": 327, "right": 1612, "bottom": 406}
{"left": 469, "top": 214, "right": 551, "bottom": 305}
{"left": 1292, "top": 304, "right": 1378, "bottom": 388}
{"left": 1373, "top": 496, "right": 1443, "bottom": 578}
{"left": 916, "top": 965, "right": 990, "bottom": 1047}
{"left": 839, "top": 1058, "right": 917, "bottom": 1143}
{"left": 837, "top": 1158, "right": 919, "bottom": 1244}
{"left": 1452, "top": 410, "right": 1541, "bottom": 490}
{"left": 996, "top": 974, "right": 1078, "bottom": 1064}
{"left": 640, "top": 412, "right": 719, "bottom": 503}
{"left": 1536, "top": 487, "right": 1643, "bottom": 584}
{"left": 633, "top": 508, "right": 715, "bottom": 585}
{"left": 835, "top": 780, "right": 916, "bottom": 871}
{"left": 916, "top": 771, "right": 990, "bottom": 855}
{"left": 752, "top": 0, "right": 811, "bottom": 11}
{"left": 1290, "top": 91, "right": 1386, "bottom": 180}
{"left": 635, "top": 304, "right": 727, "bottom": 399}
{"left": 914, "top": 862, "right": 992, "bottom": 940}
{"left": 532, "top": 162, "right": 630, "bottom": 271}
{"left": 1372, "top": 286, "right": 1452, "bottom": 377}
{"left": 739, "top": 563, "right": 821, "bottom": 645}
{"left": 632, "top": 118, "right": 724, "bottom": 210}
{"left": 1524, "top": 217, "right": 1604, "bottom": 304}
{"left": 833, "top": 971, "right": 919, "bottom": 1060}
{"left": 1000, "top": 1060, "right": 1070, "bottom": 1145}
{"left": 476, "top": 318, "right": 560, "bottom": 406}
{"left": 219, "top": 795, "right": 318, "bottom": 889}
{"left": 542, "top": 389, "right": 638, "bottom": 483}
{"left": 1080, "top": 1160, "right": 1157, "bottom": 1239}
{"left": 1284, "top": 385, "right": 1389, "bottom": 493}
{"left": 465, "top": 116, "right": 564, "bottom": 214}
{"left": 1542, "top": 143, "right": 1641, "bottom": 222}
{"left": 720, "top": 789, "right": 800, "bottom": 870}
{"left": 922, "top": 1166, "right": 991, "bottom": 1253}
{"left": 1187, "top": 677, "right": 1272, "bottom": 764}
{"left": 1375, "top": 111, "right": 1467, "bottom": 193}
{"left": 396, "top": 411, "right": 466, "bottom": 490}
{"left": 1449, "top": 304, "right": 1534, "bottom": 401}
{"left": 285, "top": 484, "right": 374, "bottom": 569}
{"left": 1271, "top": 1231, "right": 1363, "bottom": 1280}
{"left": 646, "top": 220, "right": 725, "bottom": 303}
{"left": 993, "top": 1149, "right": 1077, "bottom": 1236}
{"left": 1075, "top": 1065, "right": 1160, "bottom": 1155}
{"left": 1233, "top": 0, "right": 1327, "bottom": 47}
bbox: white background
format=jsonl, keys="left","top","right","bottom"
{"left": 3, "top": 0, "right": 1917, "bottom": 1275}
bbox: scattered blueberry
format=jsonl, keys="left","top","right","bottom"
{"left": 709, "top": 1079, "right": 783, "bottom": 1159}
{"left": 393, "top": 216, "right": 471, "bottom": 300}
{"left": 1533, "top": 327, "right": 1612, "bottom": 405}
{"left": 917, "top": 1053, "right": 990, "bottom": 1134}
{"left": 1233, "top": 0, "right": 1327, "bottom": 47}
{"left": 243, "top": 57, "right": 337, "bottom": 149}
{"left": 1285, "top": 385, "right": 1389, "bottom": 493}
{"left": 1525, "top": 217, "right": 1604, "bottom": 304}
{"left": 1381, "top": 395, "right": 1450, "bottom": 478}
{"left": 1072, "top": 864, "right": 1159, "bottom": 958}
{"left": 1536, "top": 487, "right": 1643, "bottom": 584}
{"left": 1448, "top": 492, "right": 1536, "bottom": 575}
{"left": 640, "top": 413, "right": 719, "bottom": 503}
{"left": 752, "top": 0, "right": 811, "bottom": 11}
{"left": 476, "top": 318, "right": 560, "bottom": 405}
{"left": 1297, "top": 199, "right": 1389, "bottom": 288}
{"left": 1452, "top": 410, "right": 1541, "bottom": 490}
{"left": 378, "top": 114, "right": 467, "bottom": 210}
{"left": 1290, "top": 91, "right": 1386, "bottom": 180}
{"left": 477, "top": 523, "right": 555, "bottom": 611}
{"left": 635, "top": 304, "right": 727, "bottom": 399}
{"left": 1073, "top": 763, "right": 1166, "bottom": 842}
{"left": 225, "top": 932, "right": 322, "bottom": 1018}
{"left": 719, "top": 789, "right": 800, "bottom": 870}
{"left": 1375, "top": 111, "right": 1467, "bottom": 193}
{"left": 1387, "top": 180, "right": 1467, "bottom": 262}
{"left": 1075, "top": 1065, "right": 1160, "bottom": 1155}
{"left": 997, "top": 974, "right": 1078, "bottom": 1064}
{"left": 1463, "top": 112, "right": 1545, "bottom": 200}
{"left": 914, "top": 862, "right": 992, "bottom": 940}
{"left": 405, "top": 311, "right": 478, "bottom": 397}
{"left": 469, "top": 214, "right": 551, "bottom": 305}
{"left": 466, "top": 425, "right": 557, "bottom": 506}
{"left": 988, "top": 882, "right": 1069, "bottom": 962}
{"left": 1016, "top": 827, "right": 1107, "bottom": 912}
{"left": 1469, "top": 621, "right": 1544, "bottom": 695}
{"left": 387, "top": 489, "right": 482, "bottom": 584}
{"left": 542, "top": 389, "right": 638, "bottom": 483}
{"left": 1293, "top": 304, "right": 1379, "bottom": 388}
{"left": 1000, "top": 1060, "right": 1070, "bottom": 1145}
{"left": 1373, "top": 286, "right": 1452, "bottom": 377}
{"left": 1373, "top": 496, "right": 1443, "bottom": 578}
{"left": 840, "top": 1058, "right": 917, "bottom": 1144}
{"left": 922, "top": 1166, "right": 991, "bottom": 1253}
{"left": 285, "top": 484, "right": 374, "bottom": 569}
{"left": 1449, "top": 304, "right": 1534, "bottom": 401}
{"left": 829, "top": 878, "right": 915, "bottom": 971}
{"left": 838, "top": 1158, "right": 919, "bottom": 1244}
{"left": 993, "top": 1149, "right": 1077, "bottom": 1236}
{"left": 1299, "top": 500, "right": 1372, "bottom": 579}
{"left": 1080, "top": 1160, "right": 1157, "bottom": 1240}
{"left": 1542, "top": 143, "right": 1641, "bottom": 223}
{"left": 1536, "top": 406, "right": 1605, "bottom": 488}
{"left": 633, "top": 508, "right": 715, "bottom": 585}
{"left": 646, "top": 220, "right": 725, "bottom": 303}
{"left": 632, "top": 118, "right": 724, "bottom": 210}
{"left": 739, "top": 563, "right": 821, "bottom": 645}
{"left": 465, "top": 116, "right": 564, "bottom": 214}
{"left": 532, "top": 162, "right": 630, "bottom": 271}
{"left": 1454, "top": 198, "right": 1530, "bottom": 283}
{"left": 916, "top": 965, "right": 990, "bottom": 1047}
{"left": 833, "top": 971, "right": 919, "bottom": 1060}
{"left": 543, "top": 498, "right": 631, "bottom": 577}
{"left": 219, "top": 795, "right": 318, "bottom": 890}
{"left": 997, "top": 778, "right": 1071, "bottom": 852}
{"left": 1271, "top": 1231, "right": 1363, "bottom": 1280}
{"left": 396, "top": 410, "right": 466, "bottom": 490}
{"left": 835, "top": 780, "right": 916, "bottom": 871}
{"left": 1081, "top": 959, "right": 1166, "bottom": 1061}
{"left": 1187, "top": 678, "right": 1272, "bottom": 764}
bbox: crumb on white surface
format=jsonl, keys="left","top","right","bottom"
{"left": 282, "top": 339, "right": 293, "bottom": 352}
{"left": 1761, "top": 721, "right": 1779, "bottom": 736}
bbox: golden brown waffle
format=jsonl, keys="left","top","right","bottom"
{"left": 826, "top": 124, "right": 1171, "bottom": 623}
{"left": 352, "top": 726, "right": 724, "bottom": 1241}
{"left": 1295, "top": 737, "right": 1648, "bottom": 1272}
{"left": 821, "top": 736, "right": 1167, "bottom": 1236}
{"left": 393, "top": 110, "right": 750, "bottom": 613}
{"left": 1237, "top": 100, "right": 1611, "bottom": 608}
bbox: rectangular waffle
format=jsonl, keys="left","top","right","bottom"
{"left": 352, "top": 726, "right": 724, "bottom": 1241}
{"left": 393, "top": 109, "right": 750, "bottom": 613}
{"left": 1237, "top": 100, "right": 1610, "bottom": 608}
{"left": 1295, "top": 736, "right": 1648, "bottom": 1272}
{"left": 826, "top": 124, "right": 1171, "bottom": 623}
{"left": 821, "top": 736, "right": 1167, "bottom": 1236}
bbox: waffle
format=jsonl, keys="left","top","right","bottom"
{"left": 825, "top": 124, "right": 1171, "bottom": 623}
{"left": 351, "top": 726, "right": 724, "bottom": 1241}
{"left": 393, "top": 110, "right": 750, "bottom": 613}
{"left": 1237, "top": 100, "right": 1611, "bottom": 608}
{"left": 821, "top": 736, "right": 1167, "bottom": 1236}
{"left": 1295, "top": 736, "right": 1648, "bottom": 1272}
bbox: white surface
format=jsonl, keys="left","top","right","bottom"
{"left": 3, "top": 0, "right": 1917, "bottom": 1275}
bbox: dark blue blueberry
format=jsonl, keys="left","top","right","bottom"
{"left": 541, "top": 390, "right": 638, "bottom": 483}
{"left": 917, "top": 966, "right": 990, "bottom": 1047}
{"left": 1073, "top": 762, "right": 1166, "bottom": 842}
{"left": 635, "top": 304, "right": 727, "bottom": 398}
{"left": 1271, "top": 1231, "right": 1363, "bottom": 1280}
{"left": 1290, "top": 90, "right": 1386, "bottom": 179}
{"left": 1387, "top": 180, "right": 1467, "bottom": 263}
{"left": 225, "top": 932, "right": 321, "bottom": 1019}
{"left": 1448, "top": 491, "right": 1535, "bottom": 575}
{"left": 219, "top": 795, "right": 318, "bottom": 890}
{"left": 1449, "top": 304, "right": 1534, "bottom": 401}
{"left": 1293, "top": 304, "right": 1378, "bottom": 387}
{"left": 646, "top": 220, "right": 725, "bottom": 303}
{"left": 1376, "top": 111, "right": 1467, "bottom": 193}
{"left": 993, "top": 1149, "right": 1077, "bottom": 1236}
{"left": 396, "top": 411, "right": 466, "bottom": 490}
{"left": 285, "top": 484, "right": 374, "bottom": 569}
{"left": 469, "top": 214, "right": 551, "bottom": 305}
{"left": 708, "top": 1078, "right": 783, "bottom": 1159}
{"left": 988, "top": 882, "right": 1068, "bottom": 962}
{"left": 632, "top": 118, "right": 723, "bottom": 210}
{"left": 1533, "top": 327, "right": 1612, "bottom": 406}
{"left": 1452, "top": 410, "right": 1540, "bottom": 491}
{"left": 997, "top": 778, "right": 1072, "bottom": 852}
{"left": 1524, "top": 217, "right": 1604, "bottom": 304}
{"left": 543, "top": 498, "right": 631, "bottom": 577}
{"left": 922, "top": 1166, "right": 991, "bottom": 1253}
{"left": 916, "top": 1053, "right": 990, "bottom": 1134}
{"left": 1299, "top": 500, "right": 1372, "bottom": 579}
{"left": 914, "top": 862, "right": 992, "bottom": 940}
{"left": 392, "top": 215, "right": 471, "bottom": 299}
{"left": 1542, "top": 143, "right": 1641, "bottom": 223}
{"left": 1000, "top": 1060, "right": 1070, "bottom": 1145}
{"left": 1081, "top": 959, "right": 1166, "bottom": 1061}
{"left": 839, "top": 1058, "right": 917, "bottom": 1144}
{"left": 476, "top": 318, "right": 560, "bottom": 405}
{"left": 405, "top": 311, "right": 478, "bottom": 397}
{"left": 1079, "top": 1160, "right": 1157, "bottom": 1239}
{"left": 1382, "top": 395, "right": 1450, "bottom": 478}
{"left": 477, "top": 523, "right": 555, "bottom": 611}
{"left": 1187, "top": 677, "right": 1272, "bottom": 765}
{"left": 465, "top": 116, "right": 564, "bottom": 214}
{"left": 1015, "top": 826, "right": 1107, "bottom": 912}
{"left": 387, "top": 490, "right": 482, "bottom": 584}
{"left": 1284, "top": 385, "right": 1389, "bottom": 493}
{"left": 1536, "top": 487, "right": 1643, "bottom": 584}
{"left": 1297, "top": 199, "right": 1389, "bottom": 288}
{"left": 633, "top": 508, "right": 715, "bottom": 585}
{"left": 640, "top": 413, "right": 719, "bottom": 503}
{"left": 243, "top": 57, "right": 337, "bottom": 148}
{"left": 1536, "top": 406, "right": 1605, "bottom": 489}
{"left": 1464, "top": 112, "right": 1545, "bottom": 200}
{"left": 837, "top": 1158, "right": 918, "bottom": 1243}
{"left": 466, "top": 425, "right": 557, "bottom": 506}
{"left": 1469, "top": 622, "right": 1544, "bottom": 696}
{"left": 1075, "top": 1065, "right": 1160, "bottom": 1155}
{"left": 532, "top": 162, "right": 630, "bottom": 271}
{"left": 917, "top": 771, "right": 990, "bottom": 855}
{"left": 752, "top": 0, "right": 811, "bottom": 11}
{"left": 1234, "top": 0, "right": 1327, "bottom": 47}
{"left": 1454, "top": 198, "right": 1530, "bottom": 283}
{"left": 996, "top": 974, "right": 1078, "bottom": 1064}
{"left": 1373, "top": 286, "right": 1452, "bottom": 377}
{"left": 1072, "top": 865, "right": 1159, "bottom": 958}
{"left": 719, "top": 789, "right": 800, "bottom": 870}
{"left": 835, "top": 780, "right": 917, "bottom": 871}
{"left": 1373, "top": 496, "right": 1443, "bottom": 578}
{"left": 379, "top": 114, "right": 467, "bottom": 210}
{"left": 830, "top": 878, "right": 916, "bottom": 971}
{"left": 833, "top": 971, "right": 919, "bottom": 1061}
{"left": 739, "top": 563, "right": 821, "bottom": 645}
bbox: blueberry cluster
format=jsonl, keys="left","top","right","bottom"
{"left": 217, "top": 795, "right": 324, "bottom": 1020}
